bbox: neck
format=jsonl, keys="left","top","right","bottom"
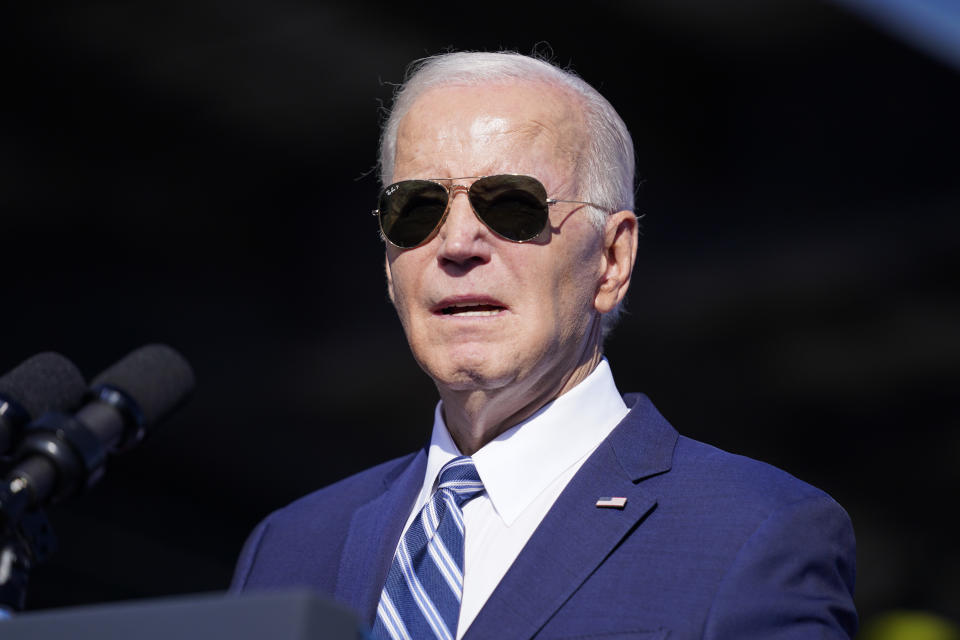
{"left": 439, "top": 330, "right": 604, "bottom": 456}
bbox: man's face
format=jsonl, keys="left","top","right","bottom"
{"left": 385, "top": 82, "right": 608, "bottom": 406}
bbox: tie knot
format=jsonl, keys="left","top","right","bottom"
{"left": 437, "top": 456, "right": 484, "bottom": 506}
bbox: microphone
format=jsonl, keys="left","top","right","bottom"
{"left": 1, "top": 344, "right": 195, "bottom": 525}
{"left": 0, "top": 353, "right": 86, "bottom": 457}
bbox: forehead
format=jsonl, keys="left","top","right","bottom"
{"left": 393, "top": 82, "right": 586, "bottom": 184}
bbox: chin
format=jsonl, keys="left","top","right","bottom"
{"left": 421, "top": 355, "right": 518, "bottom": 393}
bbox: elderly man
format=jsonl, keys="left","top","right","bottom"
{"left": 232, "top": 51, "right": 857, "bottom": 639}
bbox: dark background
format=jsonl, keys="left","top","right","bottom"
{"left": 3, "top": 0, "right": 958, "bottom": 627}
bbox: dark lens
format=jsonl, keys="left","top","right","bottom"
{"left": 379, "top": 180, "right": 449, "bottom": 248}
{"left": 469, "top": 175, "right": 549, "bottom": 242}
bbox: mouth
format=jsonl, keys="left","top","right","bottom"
{"left": 434, "top": 298, "right": 508, "bottom": 317}
{"left": 441, "top": 304, "right": 504, "bottom": 317}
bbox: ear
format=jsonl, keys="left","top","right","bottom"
{"left": 384, "top": 253, "right": 396, "bottom": 304}
{"left": 594, "top": 210, "right": 638, "bottom": 314}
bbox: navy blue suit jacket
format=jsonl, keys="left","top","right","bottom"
{"left": 232, "top": 394, "right": 857, "bottom": 639}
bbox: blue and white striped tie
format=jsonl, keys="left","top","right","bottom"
{"left": 372, "top": 456, "right": 485, "bottom": 640}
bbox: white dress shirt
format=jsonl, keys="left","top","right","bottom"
{"left": 400, "top": 358, "right": 629, "bottom": 638}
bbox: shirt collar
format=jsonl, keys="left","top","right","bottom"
{"left": 423, "top": 358, "right": 628, "bottom": 526}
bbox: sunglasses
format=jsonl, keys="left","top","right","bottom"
{"left": 373, "top": 174, "right": 608, "bottom": 249}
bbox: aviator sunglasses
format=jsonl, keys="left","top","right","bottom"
{"left": 374, "top": 174, "right": 609, "bottom": 249}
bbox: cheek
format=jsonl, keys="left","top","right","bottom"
{"left": 555, "top": 240, "right": 604, "bottom": 326}
{"left": 521, "top": 256, "right": 595, "bottom": 339}
{"left": 386, "top": 259, "right": 419, "bottom": 325}
{"left": 566, "top": 243, "right": 599, "bottom": 282}
{"left": 387, "top": 250, "right": 418, "bottom": 294}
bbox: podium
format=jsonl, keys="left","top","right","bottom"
{"left": 0, "top": 589, "right": 365, "bottom": 639}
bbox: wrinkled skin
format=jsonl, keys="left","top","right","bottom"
{"left": 385, "top": 82, "right": 638, "bottom": 454}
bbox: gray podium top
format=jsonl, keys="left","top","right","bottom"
{"left": 0, "top": 589, "right": 365, "bottom": 640}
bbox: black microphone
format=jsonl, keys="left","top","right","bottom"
{"left": 1, "top": 344, "right": 195, "bottom": 525}
{"left": 0, "top": 353, "right": 86, "bottom": 457}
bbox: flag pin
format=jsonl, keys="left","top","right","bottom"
{"left": 595, "top": 496, "right": 628, "bottom": 509}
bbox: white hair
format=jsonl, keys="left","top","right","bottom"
{"left": 378, "top": 51, "right": 636, "bottom": 338}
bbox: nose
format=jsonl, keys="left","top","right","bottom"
{"left": 435, "top": 184, "right": 492, "bottom": 268}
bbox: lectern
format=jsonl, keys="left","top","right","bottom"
{"left": 0, "top": 589, "right": 365, "bottom": 639}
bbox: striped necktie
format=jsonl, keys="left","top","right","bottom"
{"left": 372, "top": 456, "right": 485, "bottom": 640}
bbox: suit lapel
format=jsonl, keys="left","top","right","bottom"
{"left": 334, "top": 449, "right": 427, "bottom": 625}
{"left": 464, "top": 394, "right": 677, "bottom": 640}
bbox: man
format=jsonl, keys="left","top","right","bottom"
{"left": 232, "top": 51, "right": 857, "bottom": 639}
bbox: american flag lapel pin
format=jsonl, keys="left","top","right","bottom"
{"left": 595, "top": 496, "right": 628, "bottom": 509}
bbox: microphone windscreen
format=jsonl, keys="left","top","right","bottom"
{"left": 92, "top": 344, "right": 196, "bottom": 427}
{"left": 0, "top": 352, "right": 87, "bottom": 418}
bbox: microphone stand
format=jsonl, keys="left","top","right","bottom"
{"left": 0, "top": 408, "right": 113, "bottom": 614}
{"left": 0, "top": 345, "right": 195, "bottom": 615}
{"left": 0, "top": 492, "right": 56, "bottom": 614}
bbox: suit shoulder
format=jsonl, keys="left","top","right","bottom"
{"left": 671, "top": 435, "right": 843, "bottom": 515}
{"left": 230, "top": 451, "right": 423, "bottom": 592}
{"left": 619, "top": 393, "right": 845, "bottom": 517}
{"left": 265, "top": 451, "right": 421, "bottom": 528}
{"left": 673, "top": 439, "right": 859, "bottom": 636}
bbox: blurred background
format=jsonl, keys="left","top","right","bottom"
{"left": 3, "top": 0, "right": 959, "bottom": 629}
